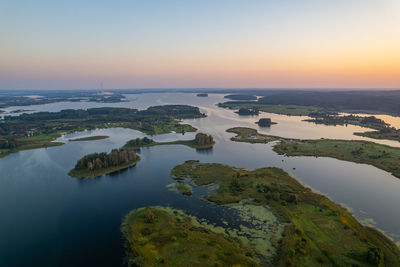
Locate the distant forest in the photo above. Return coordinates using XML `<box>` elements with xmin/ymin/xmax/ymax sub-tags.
<box><xmin>243</xmin><ymin>90</ymin><xmax>400</xmax><ymax>115</ymax></box>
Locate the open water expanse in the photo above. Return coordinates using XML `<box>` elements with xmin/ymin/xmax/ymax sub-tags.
<box><xmin>1</xmin><ymin>93</ymin><xmax>400</xmax><ymax>266</ymax></box>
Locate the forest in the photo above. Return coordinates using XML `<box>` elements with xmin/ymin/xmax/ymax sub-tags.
<box><xmin>74</xmin><ymin>149</ymin><xmax>137</xmax><ymax>172</ymax></box>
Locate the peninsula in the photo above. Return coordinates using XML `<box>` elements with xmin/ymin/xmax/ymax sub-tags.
<box><xmin>169</xmin><ymin>161</ymin><xmax>400</xmax><ymax>266</ymax></box>
<box><xmin>121</xmin><ymin>206</ymin><xmax>259</xmax><ymax>266</ymax></box>
<box><xmin>123</xmin><ymin>133</ymin><xmax>215</xmax><ymax>150</ymax></box>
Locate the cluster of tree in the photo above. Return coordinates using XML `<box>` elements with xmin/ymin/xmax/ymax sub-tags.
<box><xmin>366</xmin><ymin>247</ymin><xmax>384</xmax><ymax>266</ymax></box>
<box><xmin>237</xmin><ymin>108</ymin><xmax>259</xmax><ymax>116</ymax></box>
<box><xmin>124</xmin><ymin>137</ymin><xmax>154</xmax><ymax>148</ymax></box>
<box><xmin>0</xmin><ymin>136</ymin><xmax>19</xmax><ymax>149</ymax></box>
<box><xmin>257</xmin><ymin>118</ymin><xmax>272</xmax><ymax>127</ymax></box>
<box><xmin>74</xmin><ymin>149</ymin><xmax>137</xmax><ymax>171</ymax></box>
<box><xmin>194</xmin><ymin>133</ymin><xmax>214</xmax><ymax>146</ymax></box>
<box><xmin>256</xmin><ymin>183</ymin><xmax>299</xmax><ymax>204</ymax></box>
<box><xmin>224</xmin><ymin>94</ymin><xmax>257</xmax><ymax>101</ymax></box>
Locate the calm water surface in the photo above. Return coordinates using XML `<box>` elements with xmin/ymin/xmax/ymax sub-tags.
<box><xmin>1</xmin><ymin>93</ymin><xmax>400</xmax><ymax>266</ymax></box>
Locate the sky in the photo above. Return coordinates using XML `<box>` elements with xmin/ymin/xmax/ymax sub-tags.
<box><xmin>0</xmin><ymin>0</ymin><xmax>399</xmax><ymax>90</ymax></box>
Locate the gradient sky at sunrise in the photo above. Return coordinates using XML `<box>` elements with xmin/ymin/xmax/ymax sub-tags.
<box><xmin>1</xmin><ymin>0</ymin><xmax>399</xmax><ymax>90</ymax></box>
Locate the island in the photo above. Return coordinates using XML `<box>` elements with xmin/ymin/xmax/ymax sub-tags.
<box><xmin>256</xmin><ymin>118</ymin><xmax>277</xmax><ymax>127</ymax></box>
<box><xmin>0</xmin><ymin>105</ymin><xmax>204</xmax><ymax>159</ymax></box>
<box><xmin>69</xmin><ymin>135</ymin><xmax>109</xmax><ymax>141</ymax></box>
<box><xmin>196</xmin><ymin>93</ymin><xmax>208</xmax><ymax>97</ymax></box>
<box><xmin>224</xmin><ymin>94</ymin><xmax>257</xmax><ymax>101</ymax></box>
<box><xmin>123</xmin><ymin>133</ymin><xmax>215</xmax><ymax>150</ymax></box>
<box><xmin>237</xmin><ymin>108</ymin><xmax>259</xmax><ymax>116</ymax></box>
<box><xmin>226</xmin><ymin>127</ymin><xmax>279</xmax><ymax>143</ymax></box>
<box><xmin>168</xmin><ymin>161</ymin><xmax>400</xmax><ymax>266</ymax></box>
<box><xmin>121</xmin><ymin>206</ymin><xmax>258</xmax><ymax>266</ymax></box>
<box><xmin>227</xmin><ymin>126</ymin><xmax>400</xmax><ymax>178</ymax></box>
<box><xmin>68</xmin><ymin>148</ymin><xmax>140</xmax><ymax>178</ymax></box>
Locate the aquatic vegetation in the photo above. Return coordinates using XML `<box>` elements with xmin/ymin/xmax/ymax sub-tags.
<box><xmin>121</xmin><ymin>206</ymin><xmax>259</xmax><ymax>266</ymax></box>
<box><xmin>170</xmin><ymin>161</ymin><xmax>400</xmax><ymax>266</ymax></box>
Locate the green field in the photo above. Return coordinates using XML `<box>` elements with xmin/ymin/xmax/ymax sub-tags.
<box><xmin>68</xmin><ymin>156</ymin><xmax>141</xmax><ymax>178</ymax></box>
<box><xmin>219</xmin><ymin>102</ymin><xmax>319</xmax><ymax>116</ymax></box>
<box><xmin>69</xmin><ymin>135</ymin><xmax>109</xmax><ymax>141</ymax></box>
<box><xmin>121</xmin><ymin>206</ymin><xmax>259</xmax><ymax>266</ymax></box>
<box><xmin>171</xmin><ymin>161</ymin><xmax>400</xmax><ymax>266</ymax></box>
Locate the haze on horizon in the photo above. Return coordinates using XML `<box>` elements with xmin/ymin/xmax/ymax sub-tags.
<box><xmin>0</xmin><ymin>0</ymin><xmax>399</xmax><ymax>90</ymax></box>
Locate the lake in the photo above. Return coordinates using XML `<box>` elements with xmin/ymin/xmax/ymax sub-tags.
<box><xmin>1</xmin><ymin>93</ymin><xmax>400</xmax><ymax>266</ymax></box>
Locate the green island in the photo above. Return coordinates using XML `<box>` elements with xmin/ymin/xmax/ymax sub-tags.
<box><xmin>169</xmin><ymin>161</ymin><xmax>400</xmax><ymax>266</ymax></box>
<box><xmin>123</xmin><ymin>133</ymin><xmax>215</xmax><ymax>150</ymax></box>
<box><xmin>69</xmin><ymin>135</ymin><xmax>109</xmax><ymax>141</ymax></box>
<box><xmin>68</xmin><ymin>148</ymin><xmax>140</xmax><ymax>178</ymax></box>
<box><xmin>0</xmin><ymin>105</ymin><xmax>204</xmax><ymax>158</ymax></box>
<box><xmin>227</xmin><ymin>127</ymin><xmax>400</xmax><ymax>179</ymax></box>
<box><xmin>121</xmin><ymin>206</ymin><xmax>258</xmax><ymax>266</ymax></box>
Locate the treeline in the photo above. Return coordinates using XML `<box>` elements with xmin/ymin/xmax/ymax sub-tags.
<box><xmin>194</xmin><ymin>133</ymin><xmax>214</xmax><ymax>146</ymax></box>
<box><xmin>74</xmin><ymin>149</ymin><xmax>137</xmax><ymax>171</ymax></box>
<box><xmin>257</xmin><ymin>118</ymin><xmax>272</xmax><ymax>127</ymax></box>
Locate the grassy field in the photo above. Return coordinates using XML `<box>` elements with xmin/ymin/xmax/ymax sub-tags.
<box><xmin>274</xmin><ymin>139</ymin><xmax>400</xmax><ymax>178</ymax></box>
<box><xmin>69</xmin><ymin>135</ymin><xmax>109</xmax><ymax>141</ymax></box>
<box><xmin>171</xmin><ymin>161</ymin><xmax>400</xmax><ymax>266</ymax></box>
<box><xmin>219</xmin><ymin>102</ymin><xmax>319</xmax><ymax>116</ymax></box>
<box><xmin>68</xmin><ymin>156</ymin><xmax>141</xmax><ymax>178</ymax></box>
<box><xmin>121</xmin><ymin>206</ymin><xmax>259</xmax><ymax>266</ymax></box>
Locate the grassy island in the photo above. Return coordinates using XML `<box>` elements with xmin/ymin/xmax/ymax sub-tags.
<box><xmin>0</xmin><ymin>105</ymin><xmax>203</xmax><ymax>159</ymax></box>
<box><xmin>121</xmin><ymin>206</ymin><xmax>258</xmax><ymax>266</ymax></box>
<box><xmin>170</xmin><ymin>161</ymin><xmax>400</xmax><ymax>266</ymax></box>
<box><xmin>123</xmin><ymin>133</ymin><xmax>215</xmax><ymax>150</ymax></box>
<box><xmin>68</xmin><ymin>149</ymin><xmax>140</xmax><ymax>178</ymax></box>
<box><xmin>69</xmin><ymin>135</ymin><xmax>109</xmax><ymax>141</ymax></box>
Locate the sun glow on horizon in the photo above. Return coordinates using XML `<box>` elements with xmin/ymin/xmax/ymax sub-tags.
<box><xmin>0</xmin><ymin>0</ymin><xmax>399</xmax><ymax>89</ymax></box>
